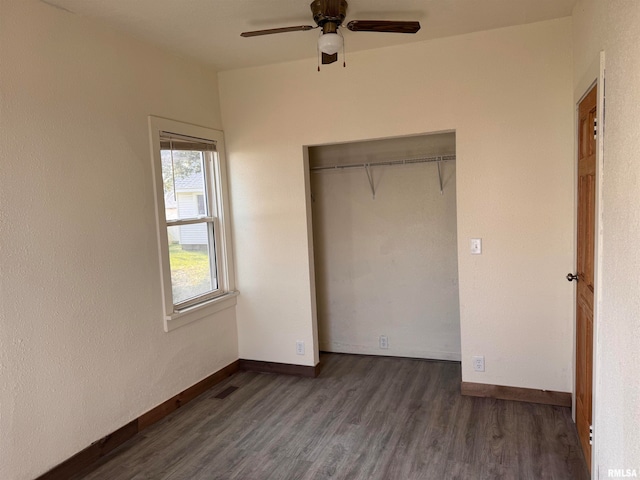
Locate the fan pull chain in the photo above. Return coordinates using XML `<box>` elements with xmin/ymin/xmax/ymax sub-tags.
<box><xmin>340</xmin><ymin>30</ymin><xmax>346</xmax><ymax>67</ymax></box>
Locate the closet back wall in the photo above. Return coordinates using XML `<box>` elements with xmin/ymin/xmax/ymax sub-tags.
<box><xmin>310</xmin><ymin>133</ymin><xmax>460</xmax><ymax>360</ymax></box>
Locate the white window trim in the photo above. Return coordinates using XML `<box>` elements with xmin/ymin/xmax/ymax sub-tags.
<box><xmin>148</xmin><ymin>116</ymin><xmax>237</xmax><ymax>332</ymax></box>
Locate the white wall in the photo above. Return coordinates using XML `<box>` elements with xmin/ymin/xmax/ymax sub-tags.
<box><xmin>0</xmin><ymin>1</ymin><xmax>237</xmax><ymax>479</ymax></box>
<box><xmin>310</xmin><ymin>135</ymin><xmax>460</xmax><ymax>361</ymax></box>
<box><xmin>220</xmin><ymin>18</ymin><xmax>574</xmax><ymax>390</ymax></box>
<box><xmin>572</xmin><ymin>1</ymin><xmax>640</xmax><ymax>475</ymax></box>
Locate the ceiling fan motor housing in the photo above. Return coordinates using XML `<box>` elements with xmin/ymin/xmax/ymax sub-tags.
<box><xmin>311</xmin><ymin>0</ymin><xmax>348</xmax><ymax>32</ymax></box>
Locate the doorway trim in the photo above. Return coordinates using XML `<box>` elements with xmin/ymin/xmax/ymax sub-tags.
<box><xmin>591</xmin><ymin>50</ymin><xmax>606</xmax><ymax>479</ymax></box>
<box><xmin>303</xmin><ymin>130</ymin><xmax>461</xmax><ymax>363</ymax></box>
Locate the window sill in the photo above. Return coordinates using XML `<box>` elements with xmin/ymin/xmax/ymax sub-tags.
<box><xmin>164</xmin><ymin>290</ymin><xmax>239</xmax><ymax>332</ymax></box>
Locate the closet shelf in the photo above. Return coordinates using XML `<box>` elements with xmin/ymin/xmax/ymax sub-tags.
<box><xmin>310</xmin><ymin>154</ymin><xmax>456</xmax><ymax>197</ymax></box>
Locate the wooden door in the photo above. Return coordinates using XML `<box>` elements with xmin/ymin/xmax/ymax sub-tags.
<box><xmin>573</xmin><ymin>85</ymin><xmax>597</xmax><ymax>470</ymax></box>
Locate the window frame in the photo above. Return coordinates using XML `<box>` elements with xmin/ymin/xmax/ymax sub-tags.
<box><xmin>165</xmin><ymin>148</ymin><xmax>219</xmax><ymax>310</ymax></box>
<box><xmin>148</xmin><ymin>116</ymin><xmax>237</xmax><ymax>332</ymax></box>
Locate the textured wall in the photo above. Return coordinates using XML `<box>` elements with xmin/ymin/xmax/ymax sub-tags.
<box><xmin>573</xmin><ymin>0</ymin><xmax>640</xmax><ymax>475</ymax></box>
<box><xmin>220</xmin><ymin>18</ymin><xmax>574</xmax><ymax>390</ymax></box>
<box><xmin>0</xmin><ymin>1</ymin><xmax>237</xmax><ymax>478</ymax></box>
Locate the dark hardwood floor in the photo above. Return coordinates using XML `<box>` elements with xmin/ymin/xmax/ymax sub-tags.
<box><xmin>75</xmin><ymin>353</ymin><xmax>588</xmax><ymax>480</ymax></box>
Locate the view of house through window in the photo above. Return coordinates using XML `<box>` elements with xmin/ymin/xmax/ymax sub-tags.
<box><xmin>160</xmin><ymin>133</ymin><xmax>219</xmax><ymax>306</ymax></box>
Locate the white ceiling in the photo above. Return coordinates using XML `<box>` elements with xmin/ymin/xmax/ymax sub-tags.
<box><xmin>42</xmin><ymin>0</ymin><xmax>577</xmax><ymax>71</ymax></box>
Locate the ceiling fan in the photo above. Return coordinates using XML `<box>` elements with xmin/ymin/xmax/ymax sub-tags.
<box><xmin>241</xmin><ymin>0</ymin><xmax>421</xmax><ymax>66</ymax></box>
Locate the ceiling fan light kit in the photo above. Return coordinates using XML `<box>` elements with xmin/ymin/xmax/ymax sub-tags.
<box><xmin>318</xmin><ymin>33</ymin><xmax>343</xmax><ymax>55</ymax></box>
<box><xmin>240</xmin><ymin>0</ymin><xmax>420</xmax><ymax>69</ymax></box>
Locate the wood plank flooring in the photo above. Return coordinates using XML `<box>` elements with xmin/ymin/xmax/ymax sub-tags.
<box><xmin>74</xmin><ymin>353</ymin><xmax>588</xmax><ymax>480</ymax></box>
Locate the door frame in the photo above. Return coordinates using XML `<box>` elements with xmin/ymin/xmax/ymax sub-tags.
<box><xmin>573</xmin><ymin>50</ymin><xmax>605</xmax><ymax>477</ymax></box>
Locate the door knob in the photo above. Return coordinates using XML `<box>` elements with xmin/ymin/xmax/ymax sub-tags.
<box><xmin>566</xmin><ymin>273</ymin><xmax>579</xmax><ymax>282</ymax></box>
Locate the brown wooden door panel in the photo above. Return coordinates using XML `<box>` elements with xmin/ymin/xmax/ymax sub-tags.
<box><xmin>577</xmin><ymin>173</ymin><xmax>596</xmax><ymax>289</ymax></box>
<box><xmin>575</xmin><ymin>85</ymin><xmax>596</xmax><ymax>471</ymax></box>
<box><xmin>576</xmin><ymin>300</ymin><xmax>593</xmax><ymax>462</ymax></box>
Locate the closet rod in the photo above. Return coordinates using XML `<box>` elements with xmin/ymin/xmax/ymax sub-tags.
<box><xmin>309</xmin><ymin>154</ymin><xmax>456</xmax><ymax>172</ymax></box>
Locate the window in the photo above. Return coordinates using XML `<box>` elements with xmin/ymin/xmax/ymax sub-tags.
<box><xmin>149</xmin><ymin>117</ymin><xmax>237</xmax><ymax>331</ymax></box>
<box><xmin>196</xmin><ymin>195</ymin><xmax>206</xmax><ymax>216</ymax></box>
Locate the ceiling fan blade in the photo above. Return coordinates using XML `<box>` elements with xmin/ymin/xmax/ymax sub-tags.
<box><xmin>322</xmin><ymin>52</ymin><xmax>338</xmax><ymax>65</ymax></box>
<box><xmin>346</xmin><ymin>20</ymin><xmax>421</xmax><ymax>34</ymax></box>
<box><xmin>241</xmin><ymin>25</ymin><xmax>315</xmax><ymax>37</ymax></box>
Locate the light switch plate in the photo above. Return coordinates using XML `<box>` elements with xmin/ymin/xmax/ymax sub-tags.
<box><xmin>471</xmin><ymin>238</ymin><xmax>482</xmax><ymax>255</ymax></box>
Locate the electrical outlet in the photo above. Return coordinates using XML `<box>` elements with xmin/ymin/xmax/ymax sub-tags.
<box><xmin>472</xmin><ymin>355</ymin><xmax>485</xmax><ymax>372</ymax></box>
<box><xmin>296</xmin><ymin>340</ymin><xmax>305</xmax><ymax>355</ymax></box>
<box><xmin>379</xmin><ymin>335</ymin><xmax>389</xmax><ymax>349</ymax></box>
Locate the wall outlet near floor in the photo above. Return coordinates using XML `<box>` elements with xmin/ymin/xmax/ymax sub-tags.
<box><xmin>295</xmin><ymin>340</ymin><xmax>305</xmax><ymax>355</ymax></box>
<box><xmin>379</xmin><ymin>335</ymin><xmax>389</xmax><ymax>349</ymax></box>
<box><xmin>472</xmin><ymin>355</ymin><xmax>485</xmax><ymax>372</ymax></box>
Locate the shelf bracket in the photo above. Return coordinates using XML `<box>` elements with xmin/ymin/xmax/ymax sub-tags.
<box><xmin>364</xmin><ymin>163</ymin><xmax>376</xmax><ymax>199</ymax></box>
<box><xmin>437</xmin><ymin>159</ymin><xmax>443</xmax><ymax>195</ymax></box>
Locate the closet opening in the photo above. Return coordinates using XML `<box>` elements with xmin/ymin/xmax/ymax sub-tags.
<box><xmin>306</xmin><ymin>131</ymin><xmax>460</xmax><ymax>361</ymax></box>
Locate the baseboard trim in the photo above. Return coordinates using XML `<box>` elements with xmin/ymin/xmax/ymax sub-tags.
<box><xmin>36</xmin><ymin>419</ymin><xmax>140</xmax><ymax>480</ymax></box>
<box><xmin>320</xmin><ymin>350</ymin><xmax>461</xmax><ymax>364</ymax></box>
<box><xmin>461</xmin><ymin>381</ymin><xmax>571</xmax><ymax>408</ymax></box>
<box><xmin>319</xmin><ymin>342</ymin><xmax>462</xmax><ymax>362</ymax></box>
<box><xmin>138</xmin><ymin>360</ymin><xmax>240</xmax><ymax>430</ymax></box>
<box><xmin>36</xmin><ymin>360</ymin><xmax>240</xmax><ymax>480</ymax></box>
<box><xmin>239</xmin><ymin>359</ymin><xmax>321</xmax><ymax>378</ymax></box>
<box><xmin>36</xmin><ymin>357</ymin><xmax>321</xmax><ymax>479</ymax></box>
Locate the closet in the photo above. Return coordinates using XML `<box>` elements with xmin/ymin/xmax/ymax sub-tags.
<box><xmin>308</xmin><ymin>132</ymin><xmax>461</xmax><ymax>361</ymax></box>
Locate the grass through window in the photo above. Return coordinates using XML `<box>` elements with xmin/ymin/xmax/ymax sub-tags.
<box><xmin>168</xmin><ymin>243</ymin><xmax>213</xmax><ymax>304</ymax></box>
